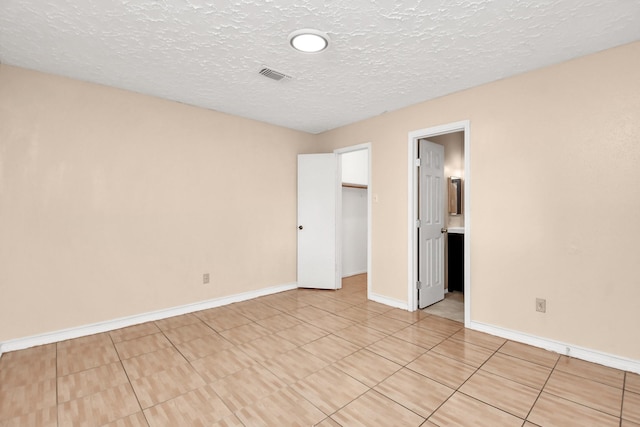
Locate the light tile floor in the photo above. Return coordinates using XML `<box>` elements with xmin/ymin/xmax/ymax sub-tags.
<box><xmin>0</xmin><ymin>274</ymin><xmax>638</xmax><ymax>426</ymax></box>
<box><xmin>422</xmin><ymin>291</ymin><xmax>464</xmax><ymax>323</ymax></box>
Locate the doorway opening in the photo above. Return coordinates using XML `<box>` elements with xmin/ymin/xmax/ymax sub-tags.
<box><xmin>408</xmin><ymin>121</ymin><xmax>470</xmax><ymax>326</ymax></box>
<box><xmin>336</xmin><ymin>144</ymin><xmax>372</xmax><ymax>298</ymax></box>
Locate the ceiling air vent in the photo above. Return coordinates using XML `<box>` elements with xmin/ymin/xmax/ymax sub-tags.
<box><xmin>259</xmin><ymin>66</ymin><xmax>292</xmax><ymax>82</ymax></box>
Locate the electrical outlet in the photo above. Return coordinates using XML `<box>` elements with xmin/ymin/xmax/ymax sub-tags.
<box><xmin>203</xmin><ymin>273</ymin><xmax>210</xmax><ymax>284</ymax></box>
<box><xmin>536</xmin><ymin>298</ymin><xmax>546</xmax><ymax>313</ymax></box>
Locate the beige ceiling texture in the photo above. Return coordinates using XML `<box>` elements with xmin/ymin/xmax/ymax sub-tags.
<box><xmin>1</xmin><ymin>1</ymin><xmax>639</xmax><ymax>134</ymax></box>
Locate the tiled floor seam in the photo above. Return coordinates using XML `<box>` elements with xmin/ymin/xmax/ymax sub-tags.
<box><xmin>132</xmin><ymin>331</ymin><xmax>235</xmax><ymax>426</ymax></box>
<box><xmin>471</xmin><ymin>340</ymin><xmax>548</xmax><ymax>390</ymax></box>
<box><xmin>367</xmin><ymin>388</ymin><xmax>428</xmax><ymax>424</ymax></box>
<box><xmin>309</xmin><ymin>384</ymin><xmax>369</xmax><ymax>420</ymax></box>
<box><xmin>112</xmin><ymin>331</ymin><xmax>149</xmax><ymax>427</ymax></box>
<box><xmin>541</xmin><ymin>388</ymin><xmax>624</xmax><ymax>420</ymax></box>
<box><xmin>372</xmin><ymin>383</ymin><xmax>437</xmax><ymax>423</ymax></box>
<box><xmin>55</xmin><ymin>341</ymin><xmax>60</xmax><ymax>427</ymax></box>
<box><xmin>523</xmin><ymin>351</ymin><xmax>559</xmax><ymax>423</ymax></box>
<box><xmin>423</xmin><ymin>340</ymin><xmax>508</xmax><ymax>424</ymax></box>
<box><xmin>322</xmin><ymin>387</ymin><xmax>428</xmax><ymax>426</ymax></box>
<box><xmin>456</xmin><ymin>390</ymin><xmax>527</xmax><ymax>423</ymax></box>
<box><xmin>364</xmin><ymin>342</ymin><xmax>426</xmax><ymax>368</ymax></box>
<box><xmin>555</xmin><ymin>364</ymin><xmax>627</xmax><ymax>390</ymax></box>
<box><xmin>153</xmin><ymin>317</ymin><xmax>355</xmax><ymax>424</ymax></box>
<box><xmin>233</xmin><ymin>315</ymin><xmax>380</xmax><ymax>424</ymax></box>
<box><xmin>621</xmin><ymin>373</ymin><xmax>628</xmax><ymax>425</ymax></box>
<box><xmin>129</xmin><ymin>326</ymin><xmax>185</xmax><ymax>422</ymax></box>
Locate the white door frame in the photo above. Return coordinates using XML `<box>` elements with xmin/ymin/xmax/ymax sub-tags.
<box><xmin>407</xmin><ymin>121</ymin><xmax>471</xmax><ymax>326</ymax></box>
<box><xmin>335</xmin><ymin>143</ymin><xmax>372</xmax><ymax>299</ymax></box>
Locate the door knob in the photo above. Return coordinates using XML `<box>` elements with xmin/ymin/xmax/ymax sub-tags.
<box><xmin>441</xmin><ymin>228</ymin><xmax>448</xmax><ymax>233</ymax></box>
<box><xmin>298</xmin><ymin>225</ymin><xmax>303</xmax><ymax>230</ymax></box>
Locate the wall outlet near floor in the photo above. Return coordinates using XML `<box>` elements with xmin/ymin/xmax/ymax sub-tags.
<box><xmin>536</xmin><ymin>298</ymin><xmax>546</xmax><ymax>313</ymax></box>
<box><xmin>203</xmin><ymin>273</ymin><xmax>210</xmax><ymax>284</ymax></box>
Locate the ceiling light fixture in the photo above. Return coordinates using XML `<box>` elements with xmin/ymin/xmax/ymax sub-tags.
<box><xmin>288</xmin><ymin>29</ymin><xmax>330</xmax><ymax>53</ymax></box>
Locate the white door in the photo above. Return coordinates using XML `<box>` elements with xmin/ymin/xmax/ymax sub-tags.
<box><xmin>297</xmin><ymin>154</ymin><xmax>339</xmax><ymax>289</ymax></box>
<box><xmin>418</xmin><ymin>140</ymin><xmax>445</xmax><ymax>308</ymax></box>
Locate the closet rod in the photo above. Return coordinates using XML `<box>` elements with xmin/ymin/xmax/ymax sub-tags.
<box><xmin>342</xmin><ymin>183</ymin><xmax>367</xmax><ymax>189</ymax></box>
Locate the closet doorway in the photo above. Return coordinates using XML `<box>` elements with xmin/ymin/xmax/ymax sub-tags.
<box><xmin>336</xmin><ymin>144</ymin><xmax>371</xmax><ymax>297</ymax></box>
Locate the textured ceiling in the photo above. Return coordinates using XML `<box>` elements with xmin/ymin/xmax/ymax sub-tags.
<box><xmin>1</xmin><ymin>1</ymin><xmax>639</xmax><ymax>134</ymax></box>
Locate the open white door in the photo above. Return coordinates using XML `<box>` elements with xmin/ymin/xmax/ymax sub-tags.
<box><xmin>418</xmin><ymin>140</ymin><xmax>445</xmax><ymax>308</ymax></box>
<box><xmin>297</xmin><ymin>154</ymin><xmax>339</xmax><ymax>289</ymax></box>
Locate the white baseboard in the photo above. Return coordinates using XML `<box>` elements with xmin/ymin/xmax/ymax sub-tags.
<box><xmin>342</xmin><ymin>270</ymin><xmax>367</xmax><ymax>279</ymax></box>
<box><xmin>368</xmin><ymin>292</ymin><xmax>409</xmax><ymax>310</ymax></box>
<box><xmin>468</xmin><ymin>320</ymin><xmax>640</xmax><ymax>375</ymax></box>
<box><xmin>0</xmin><ymin>282</ymin><xmax>298</xmax><ymax>356</ymax></box>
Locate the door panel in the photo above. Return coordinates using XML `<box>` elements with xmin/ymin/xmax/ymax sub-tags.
<box><xmin>418</xmin><ymin>140</ymin><xmax>445</xmax><ymax>308</ymax></box>
<box><xmin>297</xmin><ymin>153</ymin><xmax>339</xmax><ymax>289</ymax></box>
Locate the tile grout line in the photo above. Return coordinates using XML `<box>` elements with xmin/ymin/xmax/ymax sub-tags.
<box><xmin>110</xmin><ymin>329</ymin><xmax>151</xmax><ymax>427</ymax></box>
<box><xmin>523</xmin><ymin>352</ymin><xmax>559</xmax><ymax>423</ymax></box>
<box><xmin>423</xmin><ymin>338</ymin><xmax>509</xmax><ymax>425</ymax></box>
<box><xmin>540</xmin><ymin>368</ymin><xmax>626</xmax><ymax>421</ymax></box>
<box><xmin>55</xmin><ymin>341</ymin><xmax>59</xmax><ymax>427</ymax></box>
<box><xmin>238</xmin><ymin>296</ymin><xmax>397</xmax><ymax>426</ymax></box>
<box><xmin>153</xmin><ymin>300</ymin><xmax>357</xmax><ymax>424</ymax></box>
<box><xmin>318</xmin><ymin>316</ymin><xmax>467</xmax><ymax>425</ymax></box>
<box><xmin>152</xmin><ymin>318</ymin><xmax>231</xmax><ymax>420</ymax></box>
<box><xmin>230</xmin><ymin>301</ymin><xmax>359</xmax><ymax>425</ymax></box>
<box><xmin>619</xmin><ymin>373</ymin><xmax>626</xmax><ymax>427</ymax></box>
<box><xmin>524</xmin><ymin>354</ymin><xmax>625</xmax><ymax>423</ymax></box>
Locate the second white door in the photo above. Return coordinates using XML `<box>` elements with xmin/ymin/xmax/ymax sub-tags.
<box><xmin>297</xmin><ymin>153</ymin><xmax>339</xmax><ymax>290</ymax></box>
<box><xmin>418</xmin><ymin>139</ymin><xmax>445</xmax><ymax>308</ymax></box>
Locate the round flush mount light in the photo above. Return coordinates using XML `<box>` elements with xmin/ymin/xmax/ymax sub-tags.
<box><xmin>288</xmin><ymin>29</ymin><xmax>330</xmax><ymax>53</ymax></box>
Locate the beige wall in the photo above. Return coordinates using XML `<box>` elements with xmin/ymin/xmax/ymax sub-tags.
<box><xmin>316</xmin><ymin>41</ymin><xmax>640</xmax><ymax>360</ymax></box>
<box><xmin>2</xmin><ymin>41</ymin><xmax>639</xmax><ymax>361</ymax></box>
<box><xmin>0</xmin><ymin>65</ymin><xmax>316</xmax><ymax>342</ymax></box>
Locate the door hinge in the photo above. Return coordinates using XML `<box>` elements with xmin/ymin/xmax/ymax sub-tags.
<box><xmin>416</xmin><ymin>219</ymin><xmax>421</xmax><ymax>228</ymax></box>
<box><xmin>416</xmin><ymin>281</ymin><xmax>422</xmax><ymax>290</ymax></box>
<box><xmin>415</xmin><ymin>158</ymin><xmax>421</xmax><ymax>167</ymax></box>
